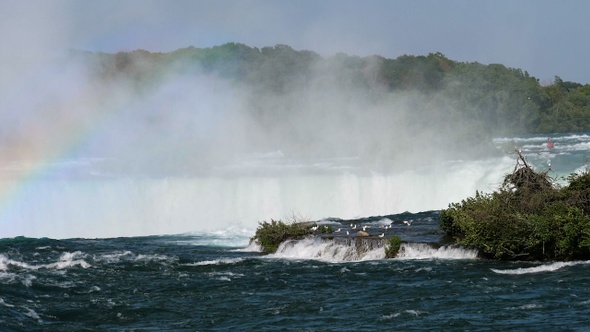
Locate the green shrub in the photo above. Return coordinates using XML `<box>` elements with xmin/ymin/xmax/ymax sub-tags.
<box><xmin>385</xmin><ymin>235</ymin><xmax>402</xmax><ymax>258</ymax></box>
<box><xmin>319</xmin><ymin>225</ymin><xmax>333</xmax><ymax>234</ymax></box>
<box><xmin>441</xmin><ymin>153</ymin><xmax>590</xmax><ymax>260</ymax></box>
<box><xmin>251</xmin><ymin>219</ymin><xmax>313</xmax><ymax>253</ymax></box>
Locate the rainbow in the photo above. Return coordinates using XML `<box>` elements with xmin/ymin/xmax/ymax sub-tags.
<box><xmin>0</xmin><ymin>63</ymin><xmax>133</xmax><ymax>237</ymax></box>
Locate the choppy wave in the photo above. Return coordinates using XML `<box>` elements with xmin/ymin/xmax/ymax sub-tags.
<box><xmin>185</xmin><ymin>258</ymin><xmax>245</xmax><ymax>266</ymax></box>
<box><xmin>2</xmin><ymin>232</ymin><xmax>590</xmax><ymax>330</ymax></box>
<box><xmin>0</xmin><ymin>252</ymin><xmax>90</xmax><ymax>271</ymax></box>
<box><xmin>491</xmin><ymin>261</ymin><xmax>590</xmax><ymax>275</ymax></box>
<box><xmin>94</xmin><ymin>251</ymin><xmax>176</xmax><ymax>265</ymax></box>
<box><xmin>95</xmin><ymin>250</ymin><xmax>134</xmax><ymax>263</ymax></box>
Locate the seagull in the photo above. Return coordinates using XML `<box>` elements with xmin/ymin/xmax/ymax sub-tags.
<box><xmin>311</xmin><ymin>225</ymin><xmax>318</xmax><ymax>231</ymax></box>
<box><xmin>378</xmin><ymin>233</ymin><xmax>385</xmax><ymax>238</ymax></box>
<box><xmin>351</xmin><ymin>224</ymin><xmax>357</xmax><ymax>230</ymax></box>
<box><xmin>335</xmin><ymin>228</ymin><xmax>341</xmax><ymax>233</ymax></box>
<box><xmin>403</xmin><ymin>220</ymin><xmax>412</xmax><ymax>226</ymax></box>
<box><xmin>346</xmin><ymin>231</ymin><xmax>350</xmax><ymax>236</ymax></box>
<box><xmin>362</xmin><ymin>225</ymin><xmax>369</xmax><ymax>231</ymax></box>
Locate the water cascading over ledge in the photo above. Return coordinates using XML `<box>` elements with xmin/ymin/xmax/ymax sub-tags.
<box><xmin>269</xmin><ymin>235</ymin><xmax>478</xmax><ymax>262</ymax></box>
<box><xmin>271</xmin><ymin>236</ymin><xmax>388</xmax><ymax>262</ymax></box>
<box><xmin>0</xmin><ymin>154</ymin><xmax>512</xmax><ymax>239</ymax></box>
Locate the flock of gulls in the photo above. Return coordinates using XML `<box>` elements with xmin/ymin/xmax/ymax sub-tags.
<box><xmin>311</xmin><ymin>219</ymin><xmax>415</xmax><ymax>238</ymax></box>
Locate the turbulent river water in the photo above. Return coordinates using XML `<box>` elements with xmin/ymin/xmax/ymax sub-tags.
<box><xmin>2</xmin><ymin>222</ymin><xmax>590</xmax><ymax>331</ymax></box>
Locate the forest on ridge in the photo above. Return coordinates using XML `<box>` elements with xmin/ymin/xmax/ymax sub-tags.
<box><xmin>73</xmin><ymin>43</ymin><xmax>590</xmax><ymax>165</ymax></box>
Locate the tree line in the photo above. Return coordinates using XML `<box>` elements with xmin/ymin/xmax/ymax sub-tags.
<box><xmin>78</xmin><ymin>42</ymin><xmax>590</xmax><ymax>139</ymax></box>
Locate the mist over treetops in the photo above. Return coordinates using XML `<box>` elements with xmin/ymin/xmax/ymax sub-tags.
<box><xmin>80</xmin><ymin>42</ymin><xmax>590</xmax><ymax>132</ymax></box>
<box><xmin>64</xmin><ymin>42</ymin><xmax>590</xmax><ymax>172</ymax></box>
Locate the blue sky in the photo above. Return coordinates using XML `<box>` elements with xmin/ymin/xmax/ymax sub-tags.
<box><xmin>2</xmin><ymin>0</ymin><xmax>590</xmax><ymax>84</ymax></box>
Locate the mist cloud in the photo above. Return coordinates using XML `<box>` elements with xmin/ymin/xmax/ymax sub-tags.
<box><xmin>1</xmin><ymin>43</ymin><xmax>489</xmax><ymax>179</ymax></box>
<box><xmin>0</xmin><ymin>1</ymin><xmax>524</xmax><ymax>180</ymax></box>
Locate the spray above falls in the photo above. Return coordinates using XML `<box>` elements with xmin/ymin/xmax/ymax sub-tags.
<box><xmin>0</xmin><ymin>45</ymin><xmax>561</xmax><ymax>239</ymax></box>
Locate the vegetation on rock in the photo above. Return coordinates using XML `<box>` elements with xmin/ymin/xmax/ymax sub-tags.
<box><xmin>384</xmin><ymin>235</ymin><xmax>402</xmax><ymax>258</ymax></box>
<box><xmin>251</xmin><ymin>219</ymin><xmax>315</xmax><ymax>254</ymax></box>
<box><xmin>440</xmin><ymin>151</ymin><xmax>590</xmax><ymax>261</ymax></box>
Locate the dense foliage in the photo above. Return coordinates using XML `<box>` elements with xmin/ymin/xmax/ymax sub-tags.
<box><xmin>440</xmin><ymin>152</ymin><xmax>590</xmax><ymax>261</ymax></box>
<box><xmin>384</xmin><ymin>235</ymin><xmax>402</xmax><ymax>258</ymax></box>
<box><xmin>251</xmin><ymin>219</ymin><xmax>314</xmax><ymax>253</ymax></box>
<box><xmin>77</xmin><ymin>43</ymin><xmax>590</xmax><ymax>137</ymax></box>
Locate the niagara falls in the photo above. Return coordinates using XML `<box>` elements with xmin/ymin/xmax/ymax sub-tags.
<box><xmin>2</xmin><ymin>1</ymin><xmax>590</xmax><ymax>330</ymax></box>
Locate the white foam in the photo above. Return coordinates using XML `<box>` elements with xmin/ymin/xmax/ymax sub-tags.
<box><xmin>379</xmin><ymin>312</ymin><xmax>401</xmax><ymax>320</ymax></box>
<box><xmin>186</xmin><ymin>257</ymin><xmax>244</xmax><ymax>266</ymax></box>
<box><xmin>94</xmin><ymin>251</ymin><xmax>176</xmax><ymax>265</ymax></box>
<box><xmin>45</xmin><ymin>252</ymin><xmax>91</xmax><ymax>270</ymax></box>
<box><xmin>208</xmin><ymin>271</ymin><xmax>244</xmax><ymax>281</ymax></box>
<box><xmin>269</xmin><ymin>237</ymin><xmax>385</xmax><ymax>262</ymax></box>
<box><xmin>396</xmin><ymin>243</ymin><xmax>478</xmax><ymax>260</ymax></box>
<box><xmin>22</xmin><ymin>274</ymin><xmax>36</xmax><ymax>287</ymax></box>
<box><xmin>491</xmin><ymin>261</ymin><xmax>590</xmax><ymax>275</ymax></box>
<box><xmin>0</xmin><ymin>297</ymin><xmax>14</xmax><ymax>307</ymax></box>
<box><xmin>0</xmin><ymin>254</ymin><xmax>34</xmax><ymax>270</ymax></box>
<box><xmin>0</xmin><ymin>252</ymin><xmax>90</xmax><ymax>271</ymax></box>
<box><xmin>96</xmin><ymin>251</ymin><xmax>134</xmax><ymax>263</ymax></box>
<box><xmin>233</xmin><ymin>241</ymin><xmax>262</xmax><ymax>252</ymax></box>
<box><xmin>0</xmin><ymin>272</ymin><xmax>17</xmax><ymax>284</ymax></box>
<box><xmin>135</xmin><ymin>253</ymin><xmax>177</xmax><ymax>265</ymax></box>
<box><xmin>507</xmin><ymin>303</ymin><xmax>544</xmax><ymax>310</ymax></box>
<box><xmin>24</xmin><ymin>307</ymin><xmax>42</xmax><ymax>323</ymax></box>
<box><xmin>377</xmin><ymin>218</ymin><xmax>393</xmax><ymax>225</ymax></box>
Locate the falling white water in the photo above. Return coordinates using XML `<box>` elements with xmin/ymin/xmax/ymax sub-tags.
<box><xmin>270</xmin><ymin>238</ymin><xmax>386</xmax><ymax>262</ymax></box>
<box><xmin>396</xmin><ymin>243</ymin><xmax>478</xmax><ymax>260</ymax></box>
<box><xmin>0</xmin><ymin>155</ymin><xmax>512</xmax><ymax>239</ymax></box>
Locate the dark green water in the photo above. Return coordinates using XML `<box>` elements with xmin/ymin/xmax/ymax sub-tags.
<box><xmin>2</xmin><ymin>213</ymin><xmax>590</xmax><ymax>331</ymax></box>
